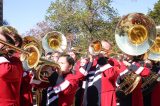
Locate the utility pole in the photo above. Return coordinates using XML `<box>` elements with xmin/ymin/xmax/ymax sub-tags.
<box><xmin>0</xmin><ymin>0</ymin><xmax>3</xmax><ymax>26</ymax></box>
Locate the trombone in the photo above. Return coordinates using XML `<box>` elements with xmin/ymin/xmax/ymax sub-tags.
<box><xmin>0</xmin><ymin>36</ymin><xmax>59</xmax><ymax>69</ymax></box>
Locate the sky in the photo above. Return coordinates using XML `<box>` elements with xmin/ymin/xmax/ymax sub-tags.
<box><xmin>4</xmin><ymin>0</ymin><xmax>158</xmax><ymax>34</ymax></box>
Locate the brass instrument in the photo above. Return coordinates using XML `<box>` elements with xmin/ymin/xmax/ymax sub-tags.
<box><xmin>115</xmin><ymin>13</ymin><xmax>156</xmax><ymax>56</ymax></box>
<box><xmin>42</xmin><ymin>31</ymin><xmax>67</xmax><ymax>53</ymax></box>
<box><xmin>148</xmin><ymin>26</ymin><xmax>160</xmax><ymax>61</ymax></box>
<box><xmin>141</xmin><ymin>72</ymin><xmax>159</xmax><ymax>91</ymax></box>
<box><xmin>0</xmin><ymin>38</ymin><xmax>29</xmax><ymax>54</ymax></box>
<box><xmin>20</xmin><ymin>36</ymin><xmax>43</xmax><ymax>69</ymax></box>
<box><xmin>0</xmin><ymin>26</ymin><xmax>42</xmax><ymax>69</ymax></box>
<box><xmin>35</xmin><ymin>62</ymin><xmax>61</xmax><ymax>83</ymax></box>
<box><xmin>115</xmin><ymin>13</ymin><xmax>156</xmax><ymax>95</ymax></box>
<box><xmin>0</xmin><ymin>35</ymin><xmax>55</xmax><ymax>70</ymax></box>
<box><xmin>116</xmin><ymin>71</ymin><xmax>141</xmax><ymax>95</ymax></box>
<box><xmin>75</xmin><ymin>39</ymin><xmax>111</xmax><ymax>56</ymax></box>
<box><xmin>88</xmin><ymin>40</ymin><xmax>106</xmax><ymax>55</ymax></box>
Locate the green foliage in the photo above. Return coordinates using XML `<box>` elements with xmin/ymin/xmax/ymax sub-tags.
<box><xmin>148</xmin><ymin>0</ymin><xmax>160</xmax><ymax>25</ymax></box>
<box><xmin>46</xmin><ymin>0</ymin><xmax>119</xmax><ymax>51</ymax></box>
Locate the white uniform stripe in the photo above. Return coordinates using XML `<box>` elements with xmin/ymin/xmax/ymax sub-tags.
<box><xmin>47</xmin><ymin>95</ymin><xmax>59</xmax><ymax>106</ymax></box>
<box><xmin>0</xmin><ymin>57</ymin><xmax>10</xmax><ymax>63</ymax></box>
<box><xmin>79</xmin><ymin>67</ymin><xmax>88</xmax><ymax>76</ymax></box>
<box><xmin>120</xmin><ymin>69</ymin><xmax>129</xmax><ymax>76</ymax></box>
<box><xmin>53</xmin><ymin>80</ymin><xmax>70</xmax><ymax>93</ymax></box>
<box><xmin>86</xmin><ymin>64</ymin><xmax>112</xmax><ymax>87</ymax></box>
<box><xmin>135</xmin><ymin>67</ymin><xmax>144</xmax><ymax>74</ymax></box>
<box><xmin>95</xmin><ymin>64</ymin><xmax>112</xmax><ymax>74</ymax></box>
<box><xmin>88</xmin><ymin>74</ymin><xmax>102</xmax><ymax>86</ymax></box>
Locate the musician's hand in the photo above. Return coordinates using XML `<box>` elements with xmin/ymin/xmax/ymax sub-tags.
<box><xmin>158</xmin><ymin>70</ymin><xmax>160</xmax><ymax>75</ymax></box>
<box><xmin>46</xmin><ymin>67</ymin><xmax>54</xmax><ymax>77</ymax></box>
<box><xmin>123</xmin><ymin>61</ymin><xmax>131</xmax><ymax>66</ymax></box>
<box><xmin>88</xmin><ymin>54</ymin><xmax>93</xmax><ymax>62</ymax></box>
<box><xmin>157</xmin><ymin>70</ymin><xmax>160</xmax><ymax>82</ymax></box>
<box><xmin>30</xmin><ymin>75</ymin><xmax>41</xmax><ymax>85</ymax></box>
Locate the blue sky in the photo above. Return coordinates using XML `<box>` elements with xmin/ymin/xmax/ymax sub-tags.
<box><xmin>4</xmin><ymin>0</ymin><xmax>158</xmax><ymax>34</ymax></box>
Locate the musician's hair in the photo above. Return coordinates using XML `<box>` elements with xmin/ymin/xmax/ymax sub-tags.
<box><xmin>60</xmin><ymin>54</ymin><xmax>75</xmax><ymax>66</ymax></box>
<box><xmin>14</xmin><ymin>34</ymin><xmax>23</xmax><ymax>47</ymax></box>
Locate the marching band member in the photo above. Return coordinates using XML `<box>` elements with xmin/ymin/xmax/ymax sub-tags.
<box><xmin>77</xmin><ymin>53</ymin><xmax>119</xmax><ymax>106</ymax></box>
<box><xmin>47</xmin><ymin>54</ymin><xmax>79</xmax><ymax>106</ymax></box>
<box><xmin>68</xmin><ymin>47</ymin><xmax>80</xmax><ymax>62</ymax></box>
<box><xmin>73</xmin><ymin>40</ymin><xmax>119</xmax><ymax>106</ymax></box>
<box><xmin>150</xmin><ymin>61</ymin><xmax>160</xmax><ymax>106</ymax></box>
<box><xmin>101</xmin><ymin>40</ymin><xmax>121</xmax><ymax>68</ymax></box>
<box><xmin>142</xmin><ymin>60</ymin><xmax>160</xmax><ymax>106</ymax></box>
<box><xmin>67</xmin><ymin>49</ymin><xmax>83</xmax><ymax>106</ymax></box>
<box><xmin>117</xmin><ymin>54</ymin><xmax>150</xmax><ymax>106</ymax></box>
<box><xmin>50</xmin><ymin>51</ymin><xmax>61</xmax><ymax>62</ymax></box>
<box><xmin>0</xmin><ymin>26</ymin><xmax>24</xmax><ymax>106</ymax></box>
<box><xmin>32</xmin><ymin>54</ymin><xmax>79</xmax><ymax>106</ymax></box>
<box><xmin>68</xmin><ymin>48</ymin><xmax>81</xmax><ymax>74</ymax></box>
<box><xmin>45</xmin><ymin>52</ymin><xmax>53</xmax><ymax>60</ymax></box>
<box><xmin>74</xmin><ymin>56</ymin><xmax>90</xmax><ymax>106</ymax></box>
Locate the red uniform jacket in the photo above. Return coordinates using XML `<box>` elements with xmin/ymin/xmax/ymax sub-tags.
<box><xmin>0</xmin><ymin>56</ymin><xmax>23</xmax><ymax>106</ymax></box>
<box><xmin>77</xmin><ymin>62</ymin><xmax>119</xmax><ymax>106</ymax></box>
<box><xmin>20</xmin><ymin>71</ymin><xmax>33</xmax><ymax>106</ymax></box>
<box><xmin>57</xmin><ymin>74</ymin><xmax>79</xmax><ymax>106</ymax></box>
<box><xmin>101</xmin><ymin>65</ymin><xmax>119</xmax><ymax>106</ymax></box>
<box><xmin>46</xmin><ymin>73</ymin><xmax>79</xmax><ymax>106</ymax></box>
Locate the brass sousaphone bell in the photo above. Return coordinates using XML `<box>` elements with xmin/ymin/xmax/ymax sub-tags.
<box><xmin>74</xmin><ymin>40</ymin><xmax>103</xmax><ymax>56</ymax></box>
<box><xmin>115</xmin><ymin>13</ymin><xmax>157</xmax><ymax>95</ymax></box>
<box><xmin>35</xmin><ymin>62</ymin><xmax>61</xmax><ymax>83</ymax></box>
<box><xmin>20</xmin><ymin>36</ymin><xmax>43</xmax><ymax>69</ymax></box>
<box><xmin>42</xmin><ymin>31</ymin><xmax>67</xmax><ymax>53</ymax></box>
<box><xmin>115</xmin><ymin>13</ymin><xmax>156</xmax><ymax>56</ymax></box>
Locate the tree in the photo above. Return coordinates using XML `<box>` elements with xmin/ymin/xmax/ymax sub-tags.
<box><xmin>24</xmin><ymin>21</ymin><xmax>54</xmax><ymax>39</ymax></box>
<box><xmin>46</xmin><ymin>0</ymin><xmax>119</xmax><ymax>50</ymax></box>
<box><xmin>148</xmin><ymin>0</ymin><xmax>160</xmax><ymax>25</ymax></box>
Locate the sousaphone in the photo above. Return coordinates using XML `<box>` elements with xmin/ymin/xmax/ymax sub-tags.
<box><xmin>115</xmin><ymin>13</ymin><xmax>156</xmax><ymax>56</ymax></box>
<box><xmin>115</xmin><ymin>13</ymin><xmax>157</xmax><ymax>95</ymax></box>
